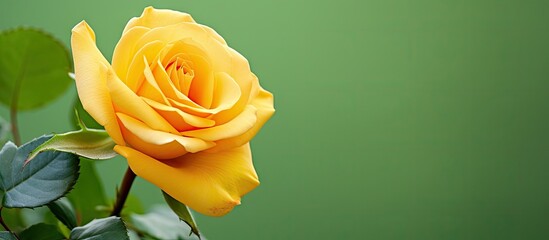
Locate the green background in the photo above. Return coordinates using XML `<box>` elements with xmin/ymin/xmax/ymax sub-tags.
<box><xmin>2</xmin><ymin>0</ymin><xmax>549</xmax><ymax>239</ymax></box>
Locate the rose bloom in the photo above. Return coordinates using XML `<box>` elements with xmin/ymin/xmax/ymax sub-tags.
<box><xmin>71</xmin><ymin>7</ymin><xmax>274</xmax><ymax>216</ymax></box>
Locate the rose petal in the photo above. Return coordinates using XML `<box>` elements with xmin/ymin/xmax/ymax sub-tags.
<box><xmin>168</xmin><ymin>98</ymin><xmax>212</xmax><ymax>118</ymax></box>
<box><xmin>112</xmin><ymin>26</ymin><xmax>150</xmax><ymax>83</ymax></box>
<box><xmin>158</xmin><ymin>39</ymin><xmax>216</xmax><ymax>108</ymax></box>
<box><xmin>71</xmin><ymin>21</ymin><xmax>125</xmax><ymax>145</ymax></box>
<box><xmin>167</xmin><ymin>57</ymin><xmax>183</xmax><ymax>90</ymax></box>
<box><xmin>178</xmin><ymin>65</ymin><xmax>194</xmax><ymax>96</ymax></box>
<box><xmin>206</xmin><ymin>87</ymin><xmax>275</xmax><ymax>153</ymax></box>
<box><xmin>115</xmin><ymin>143</ymin><xmax>259</xmax><ymax>216</ymax></box>
<box><xmin>142</xmin><ymin>97</ymin><xmax>215</xmax><ymax>131</ymax></box>
<box><xmin>210</xmin><ymin>72</ymin><xmax>241</xmax><ymax>110</ymax></box>
<box><xmin>119</xmin><ymin>121</ymin><xmax>186</xmax><ymax>160</ymax></box>
<box><xmin>182</xmin><ymin>105</ymin><xmax>257</xmax><ymax>141</ymax></box>
<box><xmin>135</xmin><ymin>22</ymin><xmax>231</xmax><ymax>72</ymax></box>
<box><xmin>138</xmin><ymin>57</ymin><xmax>170</xmax><ymax>105</ymax></box>
<box><xmin>160</xmin><ymin>69</ymin><xmax>241</xmax><ymax>118</ymax></box>
<box><xmin>212</xmin><ymin>70</ymin><xmax>256</xmax><ymax>124</ymax></box>
<box><xmin>121</xmin><ymin>8</ymin><xmax>259</xmax><ymax>124</ymax></box>
<box><xmin>131</xmin><ymin>21</ymin><xmax>258</xmax><ymax>123</ymax></box>
<box><xmin>123</xmin><ymin>6</ymin><xmax>195</xmax><ymax>34</ymax></box>
<box><xmin>137</xmin><ymin>78</ymin><xmax>168</xmax><ymax>105</ymax></box>
<box><xmin>199</xmin><ymin>24</ymin><xmax>227</xmax><ymax>45</ymax></box>
<box><xmin>187</xmin><ymin>53</ymin><xmax>215</xmax><ymax>108</ymax></box>
<box><xmin>161</xmin><ymin>39</ymin><xmax>216</xmax><ymax>108</ymax></box>
<box><xmin>106</xmin><ymin>70</ymin><xmax>179</xmax><ymax>134</ymax></box>
<box><xmin>152</xmin><ymin>60</ymin><xmax>211</xmax><ymax>117</ymax></box>
<box><xmin>117</xmin><ymin>113</ymin><xmax>214</xmax><ymax>159</ymax></box>
<box><xmin>208</xmin><ymin>47</ymin><xmax>262</xmax><ymax>124</ymax></box>
<box><xmin>126</xmin><ymin>40</ymin><xmax>165</xmax><ymax>91</ymax></box>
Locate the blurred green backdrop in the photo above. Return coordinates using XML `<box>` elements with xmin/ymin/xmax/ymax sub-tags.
<box><xmin>2</xmin><ymin>0</ymin><xmax>549</xmax><ymax>239</ymax></box>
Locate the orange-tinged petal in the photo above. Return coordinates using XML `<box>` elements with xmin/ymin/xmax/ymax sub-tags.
<box><xmin>106</xmin><ymin>70</ymin><xmax>179</xmax><ymax>134</ymax></box>
<box><xmin>187</xmin><ymin>53</ymin><xmax>215</xmax><ymax>108</ymax></box>
<box><xmin>152</xmin><ymin>61</ymin><xmax>211</xmax><ymax>117</ymax></box>
<box><xmin>167</xmin><ymin>57</ymin><xmax>182</xmax><ymax>90</ymax></box>
<box><xmin>115</xmin><ymin>143</ymin><xmax>259</xmax><ymax>216</ymax></box>
<box><xmin>156</xmin><ymin>39</ymin><xmax>216</xmax><ymax>108</ymax></box>
<box><xmin>71</xmin><ymin>21</ymin><xmax>125</xmax><ymax>145</ymax></box>
<box><xmin>178</xmin><ymin>65</ymin><xmax>194</xmax><ymax>96</ymax></box>
<box><xmin>207</xmin><ymin>88</ymin><xmax>275</xmax><ymax>153</ymax></box>
<box><xmin>117</xmin><ymin>113</ymin><xmax>214</xmax><ymax>158</ymax></box>
<box><xmin>123</xmin><ymin>6</ymin><xmax>195</xmax><ymax>34</ymax></box>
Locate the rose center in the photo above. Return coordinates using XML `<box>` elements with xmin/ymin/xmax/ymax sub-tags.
<box><xmin>165</xmin><ymin>56</ymin><xmax>195</xmax><ymax>97</ymax></box>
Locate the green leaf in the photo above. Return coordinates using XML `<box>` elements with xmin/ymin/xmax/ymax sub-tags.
<box><xmin>131</xmin><ymin>205</ymin><xmax>200</xmax><ymax>240</ymax></box>
<box><xmin>66</xmin><ymin>101</ymin><xmax>109</xmax><ymax>225</ymax></box>
<box><xmin>1</xmin><ymin>208</ymin><xmax>25</xmax><ymax>233</ymax></box>
<box><xmin>69</xmin><ymin>216</ymin><xmax>129</xmax><ymax>240</ymax></box>
<box><xmin>127</xmin><ymin>230</ymin><xmax>141</xmax><ymax>240</ymax></box>
<box><xmin>48</xmin><ymin>198</ymin><xmax>77</xmax><ymax>229</ymax></box>
<box><xmin>26</xmin><ymin>127</ymin><xmax>117</xmax><ymax>163</ymax></box>
<box><xmin>19</xmin><ymin>223</ymin><xmax>65</xmax><ymax>240</ymax></box>
<box><xmin>0</xmin><ymin>28</ymin><xmax>72</xmax><ymax>110</ymax></box>
<box><xmin>0</xmin><ymin>232</ymin><xmax>17</xmax><ymax>240</ymax></box>
<box><xmin>163</xmin><ymin>192</ymin><xmax>200</xmax><ymax>238</ymax></box>
<box><xmin>0</xmin><ymin>136</ymin><xmax>80</xmax><ymax>208</ymax></box>
<box><xmin>57</xmin><ymin>221</ymin><xmax>71</xmax><ymax>239</ymax></box>
<box><xmin>19</xmin><ymin>207</ymin><xmax>57</xmax><ymax>227</ymax></box>
<box><xmin>66</xmin><ymin>159</ymin><xmax>109</xmax><ymax>225</ymax></box>
<box><xmin>0</xmin><ymin>234</ymin><xmax>15</xmax><ymax>240</ymax></box>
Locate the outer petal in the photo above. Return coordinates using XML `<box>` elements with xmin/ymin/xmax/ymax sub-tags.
<box><xmin>125</xmin><ymin>41</ymin><xmax>166</xmax><ymax>91</ymax></box>
<box><xmin>182</xmin><ymin>105</ymin><xmax>257</xmax><ymax>141</ymax></box>
<box><xmin>106</xmin><ymin>70</ymin><xmax>179</xmax><ymax>134</ymax></box>
<box><xmin>115</xmin><ymin>143</ymin><xmax>259</xmax><ymax>216</ymax></box>
<box><xmin>209</xmin><ymin>72</ymin><xmax>241</xmax><ymax>111</ymax></box>
<box><xmin>111</xmin><ymin>26</ymin><xmax>150</xmax><ymax>83</ymax></box>
<box><xmin>71</xmin><ymin>21</ymin><xmax>125</xmax><ymax>145</ymax></box>
<box><xmin>134</xmin><ymin>22</ymin><xmax>230</xmax><ymax>72</ymax></box>
<box><xmin>123</xmin><ymin>6</ymin><xmax>195</xmax><ymax>33</ymax></box>
<box><xmin>211</xmin><ymin>50</ymin><xmax>258</xmax><ymax>124</ymax></box>
<box><xmin>207</xmin><ymin>87</ymin><xmax>275</xmax><ymax>153</ymax></box>
<box><xmin>142</xmin><ymin>98</ymin><xmax>215</xmax><ymax>131</ymax></box>
<box><xmin>199</xmin><ymin>24</ymin><xmax>227</xmax><ymax>45</ymax></box>
<box><xmin>117</xmin><ymin>113</ymin><xmax>213</xmax><ymax>159</ymax></box>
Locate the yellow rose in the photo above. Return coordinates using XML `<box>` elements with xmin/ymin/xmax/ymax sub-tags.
<box><xmin>71</xmin><ymin>6</ymin><xmax>274</xmax><ymax>216</ymax></box>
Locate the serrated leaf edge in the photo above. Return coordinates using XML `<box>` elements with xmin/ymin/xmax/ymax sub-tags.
<box><xmin>2</xmin><ymin>135</ymin><xmax>80</xmax><ymax>209</ymax></box>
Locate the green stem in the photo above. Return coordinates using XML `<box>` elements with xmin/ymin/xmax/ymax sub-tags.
<box><xmin>110</xmin><ymin>167</ymin><xmax>136</xmax><ymax>217</ymax></box>
<box><xmin>0</xmin><ymin>207</ymin><xmax>20</xmax><ymax>240</ymax></box>
<box><xmin>9</xmin><ymin>105</ymin><xmax>20</xmax><ymax>146</ymax></box>
<box><xmin>9</xmin><ymin>42</ymin><xmax>28</xmax><ymax>147</ymax></box>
